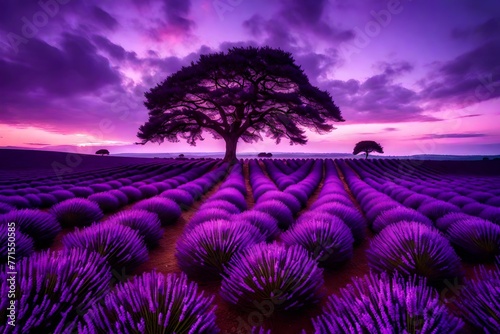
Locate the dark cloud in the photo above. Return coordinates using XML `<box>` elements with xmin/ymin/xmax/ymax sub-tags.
<box><xmin>324</xmin><ymin>61</ymin><xmax>439</xmax><ymax>124</ymax></box>
<box><xmin>0</xmin><ymin>34</ymin><xmax>121</xmax><ymax>97</ymax></box>
<box><xmin>91</xmin><ymin>6</ymin><xmax>119</xmax><ymax>30</ymax></box>
<box><xmin>419</xmin><ymin>39</ymin><xmax>500</xmax><ymax>108</ymax></box>
<box><xmin>456</xmin><ymin>114</ymin><xmax>482</xmax><ymax>119</ymax></box>
<box><xmin>416</xmin><ymin>133</ymin><xmax>488</xmax><ymax>140</ymax></box>
<box><xmin>161</xmin><ymin>0</ymin><xmax>194</xmax><ymax>33</ymax></box>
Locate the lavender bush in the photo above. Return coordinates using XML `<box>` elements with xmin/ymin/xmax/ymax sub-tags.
<box><xmin>62</xmin><ymin>223</ymin><xmax>148</xmax><ymax>272</ymax></box>
<box><xmin>79</xmin><ymin>272</ymin><xmax>218</xmax><ymax>333</ymax></box>
<box><xmin>312</xmin><ymin>272</ymin><xmax>463</xmax><ymax>333</ymax></box>
<box><xmin>0</xmin><ymin>249</ymin><xmax>111</xmax><ymax>333</ymax></box>
<box><xmin>107</xmin><ymin>209</ymin><xmax>163</xmax><ymax>249</ymax></box>
<box><xmin>447</xmin><ymin>218</ymin><xmax>500</xmax><ymax>261</ymax></box>
<box><xmin>367</xmin><ymin>221</ymin><xmax>463</xmax><ymax>284</ymax></box>
<box><xmin>221</xmin><ymin>243</ymin><xmax>324</xmax><ymax>311</ymax></box>
<box><xmin>133</xmin><ymin>197</ymin><xmax>182</xmax><ymax>225</ymax></box>
<box><xmin>281</xmin><ymin>216</ymin><xmax>354</xmax><ymax>268</ymax></box>
<box><xmin>254</xmin><ymin>200</ymin><xmax>295</xmax><ymax>231</ymax></box>
<box><xmin>0</xmin><ymin>209</ymin><xmax>60</xmax><ymax>247</ymax></box>
<box><xmin>50</xmin><ymin>198</ymin><xmax>104</xmax><ymax>228</ymax></box>
<box><xmin>372</xmin><ymin>207</ymin><xmax>433</xmax><ymax>233</ymax></box>
<box><xmin>176</xmin><ymin>219</ymin><xmax>264</xmax><ymax>280</ymax></box>
<box><xmin>0</xmin><ymin>231</ymin><xmax>34</xmax><ymax>264</ymax></box>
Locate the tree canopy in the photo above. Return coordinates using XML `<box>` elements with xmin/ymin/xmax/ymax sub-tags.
<box><xmin>96</xmin><ymin>149</ymin><xmax>110</xmax><ymax>156</ymax></box>
<box><xmin>137</xmin><ymin>46</ymin><xmax>344</xmax><ymax>161</ymax></box>
<box><xmin>353</xmin><ymin>141</ymin><xmax>384</xmax><ymax>159</ymax></box>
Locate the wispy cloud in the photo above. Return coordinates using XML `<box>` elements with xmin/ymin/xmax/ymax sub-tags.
<box><xmin>415</xmin><ymin>133</ymin><xmax>488</xmax><ymax>140</ymax></box>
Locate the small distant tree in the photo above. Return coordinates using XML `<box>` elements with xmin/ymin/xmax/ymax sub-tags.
<box><xmin>96</xmin><ymin>149</ymin><xmax>110</xmax><ymax>156</ymax></box>
<box><xmin>353</xmin><ymin>141</ymin><xmax>383</xmax><ymax>159</ymax></box>
<box><xmin>136</xmin><ymin>46</ymin><xmax>344</xmax><ymax>162</ymax></box>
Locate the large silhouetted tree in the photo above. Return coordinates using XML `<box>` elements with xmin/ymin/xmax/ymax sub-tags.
<box><xmin>353</xmin><ymin>141</ymin><xmax>384</xmax><ymax>159</ymax></box>
<box><xmin>137</xmin><ymin>46</ymin><xmax>344</xmax><ymax>161</ymax></box>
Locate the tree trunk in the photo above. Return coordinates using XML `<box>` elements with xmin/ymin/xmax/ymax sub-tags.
<box><xmin>365</xmin><ymin>152</ymin><xmax>368</xmax><ymax>159</ymax></box>
<box><xmin>223</xmin><ymin>137</ymin><xmax>238</xmax><ymax>162</ymax></box>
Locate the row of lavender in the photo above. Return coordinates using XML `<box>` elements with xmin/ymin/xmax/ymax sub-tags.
<box><xmin>0</xmin><ymin>160</ymin><xmax>225</xmax><ymax>263</ymax></box>
<box><xmin>2</xmin><ymin>158</ymin><xmax>499</xmax><ymax>333</ymax></box>
<box><xmin>0</xmin><ymin>160</ymin><xmax>217</xmax><ymax>211</ymax></box>
<box><xmin>0</xmin><ymin>162</ymin><xmax>230</xmax><ymax>333</ymax></box>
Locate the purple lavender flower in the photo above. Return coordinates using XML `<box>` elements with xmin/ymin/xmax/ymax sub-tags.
<box><xmin>36</xmin><ymin>193</ymin><xmax>58</xmax><ymax>208</ymax></box>
<box><xmin>107</xmin><ymin>209</ymin><xmax>163</xmax><ymax>249</ymax></box>
<box><xmin>133</xmin><ymin>197</ymin><xmax>182</xmax><ymax>225</ymax></box>
<box><xmin>0</xmin><ymin>249</ymin><xmax>111</xmax><ymax>333</ymax></box>
<box><xmin>254</xmin><ymin>200</ymin><xmax>295</xmax><ymax>231</ymax></box>
<box><xmin>281</xmin><ymin>216</ymin><xmax>354</xmax><ymax>268</ymax></box>
<box><xmin>435</xmin><ymin>212</ymin><xmax>476</xmax><ymax>232</ymax></box>
<box><xmin>199</xmin><ymin>199</ymin><xmax>241</xmax><ymax>214</ymax></box>
<box><xmin>0</xmin><ymin>202</ymin><xmax>14</xmax><ymax>214</ymax></box>
<box><xmin>311</xmin><ymin>194</ymin><xmax>353</xmax><ymax>209</ymax></box>
<box><xmin>68</xmin><ymin>186</ymin><xmax>94</xmax><ymax>198</ymax></box>
<box><xmin>372</xmin><ymin>207</ymin><xmax>433</xmax><ymax>233</ymax></box>
<box><xmin>78</xmin><ymin>272</ymin><xmax>218</xmax><ymax>333</ymax></box>
<box><xmin>160</xmin><ymin>189</ymin><xmax>195</xmax><ymax>209</ymax></box>
<box><xmin>138</xmin><ymin>184</ymin><xmax>159</xmax><ymax>198</ymax></box>
<box><xmin>88</xmin><ymin>192</ymin><xmax>121</xmax><ymax>213</ymax></box>
<box><xmin>454</xmin><ymin>265</ymin><xmax>499</xmax><ymax>333</ymax></box>
<box><xmin>447</xmin><ymin>218</ymin><xmax>500</xmax><ymax>261</ymax></box>
<box><xmin>0</xmin><ymin>209</ymin><xmax>61</xmax><ymax>248</ymax></box>
<box><xmin>220</xmin><ymin>243</ymin><xmax>324</xmax><ymax>311</ymax></box>
<box><xmin>462</xmin><ymin>202</ymin><xmax>489</xmax><ymax>216</ymax></box>
<box><xmin>118</xmin><ymin>185</ymin><xmax>143</xmax><ymax>202</ymax></box>
<box><xmin>478</xmin><ymin>206</ymin><xmax>500</xmax><ymax>225</ymax></box>
<box><xmin>176</xmin><ymin>219</ymin><xmax>264</xmax><ymax>280</ymax></box>
<box><xmin>186</xmin><ymin>208</ymin><xmax>233</xmax><ymax>231</ymax></box>
<box><xmin>50</xmin><ymin>198</ymin><xmax>104</xmax><ymax>228</ymax></box>
<box><xmin>257</xmin><ymin>191</ymin><xmax>302</xmax><ymax>215</ymax></box>
<box><xmin>0</xmin><ymin>230</ymin><xmax>34</xmax><ymax>264</ymax></box>
<box><xmin>211</xmin><ymin>188</ymin><xmax>248</xmax><ymax>211</ymax></box>
<box><xmin>313</xmin><ymin>203</ymin><xmax>366</xmax><ymax>244</ymax></box>
<box><xmin>62</xmin><ymin>223</ymin><xmax>148</xmax><ymax>272</ymax></box>
<box><xmin>417</xmin><ymin>201</ymin><xmax>461</xmax><ymax>221</ymax></box>
<box><xmin>367</xmin><ymin>221</ymin><xmax>463</xmax><ymax>284</ymax></box>
<box><xmin>284</xmin><ymin>185</ymin><xmax>309</xmax><ymax>206</ymax></box>
<box><xmin>237</xmin><ymin>210</ymin><xmax>280</xmax><ymax>241</ymax></box>
<box><xmin>312</xmin><ymin>272</ymin><xmax>463</xmax><ymax>333</ymax></box>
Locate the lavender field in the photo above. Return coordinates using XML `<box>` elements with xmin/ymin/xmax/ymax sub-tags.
<box><xmin>1</xmin><ymin>150</ymin><xmax>499</xmax><ymax>333</ymax></box>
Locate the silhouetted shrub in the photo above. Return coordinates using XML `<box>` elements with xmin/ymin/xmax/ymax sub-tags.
<box><xmin>176</xmin><ymin>220</ymin><xmax>264</xmax><ymax>280</ymax></box>
<box><xmin>50</xmin><ymin>198</ymin><xmax>104</xmax><ymax>228</ymax></box>
<box><xmin>63</xmin><ymin>223</ymin><xmax>148</xmax><ymax>272</ymax></box>
<box><xmin>0</xmin><ymin>249</ymin><xmax>111</xmax><ymax>333</ymax></box>
<box><xmin>281</xmin><ymin>217</ymin><xmax>354</xmax><ymax>268</ymax></box>
<box><xmin>221</xmin><ymin>243</ymin><xmax>323</xmax><ymax>311</ymax></box>
<box><xmin>78</xmin><ymin>272</ymin><xmax>218</xmax><ymax>333</ymax></box>
<box><xmin>312</xmin><ymin>272</ymin><xmax>463</xmax><ymax>333</ymax></box>
<box><xmin>367</xmin><ymin>221</ymin><xmax>463</xmax><ymax>284</ymax></box>
<box><xmin>107</xmin><ymin>209</ymin><xmax>163</xmax><ymax>249</ymax></box>
<box><xmin>0</xmin><ymin>209</ymin><xmax>60</xmax><ymax>248</ymax></box>
<box><xmin>133</xmin><ymin>197</ymin><xmax>181</xmax><ymax>225</ymax></box>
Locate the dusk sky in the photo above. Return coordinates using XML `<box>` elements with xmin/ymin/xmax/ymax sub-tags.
<box><xmin>1</xmin><ymin>0</ymin><xmax>499</xmax><ymax>156</ymax></box>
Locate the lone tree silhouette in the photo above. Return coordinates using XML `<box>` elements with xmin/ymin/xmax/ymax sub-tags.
<box><xmin>96</xmin><ymin>149</ymin><xmax>110</xmax><ymax>156</ymax></box>
<box><xmin>353</xmin><ymin>141</ymin><xmax>384</xmax><ymax>159</ymax></box>
<box><xmin>137</xmin><ymin>46</ymin><xmax>344</xmax><ymax>161</ymax></box>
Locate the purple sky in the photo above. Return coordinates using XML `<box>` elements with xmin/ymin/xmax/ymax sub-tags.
<box><xmin>1</xmin><ymin>0</ymin><xmax>499</xmax><ymax>156</ymax></box>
